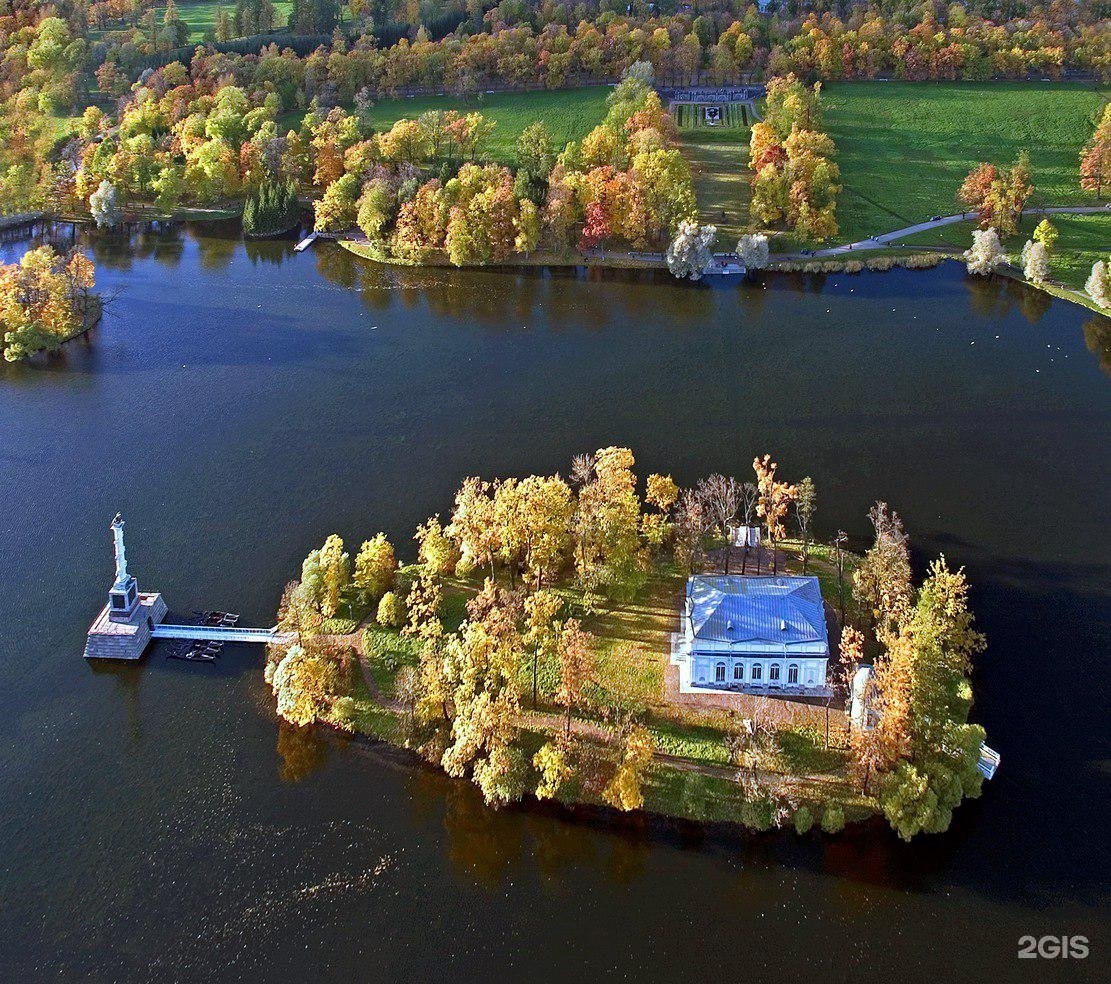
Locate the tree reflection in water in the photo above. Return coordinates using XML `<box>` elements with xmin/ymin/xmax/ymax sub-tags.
<box><xmin>1083</xmin><ymin>315</ymin><xmax>1111</xmax><ymax>376</ymax></box>
<box><xmin>442</xmin><ymin>779</ymin><xmax>524</xmax><ymax>887</ymax></box>
<box><xmin>276</xmin><ymin>720</ymin><xmax>327</xmax><ymax>783</ymax></box>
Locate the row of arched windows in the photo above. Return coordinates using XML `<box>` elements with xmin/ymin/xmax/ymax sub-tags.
<box><xmin>713</xmin><ymin>662</ymin><xmax>799</xmax><ymax>684</ymax></box>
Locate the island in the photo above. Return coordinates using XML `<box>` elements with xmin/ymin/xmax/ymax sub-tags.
<box><xmin>264</xmin><ymin>448</ymin><xmax>993</xmax><ymax>841</ymax></box>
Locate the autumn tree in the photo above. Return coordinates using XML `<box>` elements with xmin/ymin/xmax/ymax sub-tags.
<box><xmin>89</xmin><ymin>179</ymin><xmax>121</xmax><ymax>228</ymax></box>
<box><xmin>1020</xmin><ymin>238</ymin><xmax>1049</xmax><ymax>283</ymax></box>
<box><xmin>853</xmin><ymin>502</ymin><xmax>912</xmax><ymax>640</ymax></box>
<box><xmin>963</xmin><ymin>227</ymin><xmax>1005</xmax><ymax>275</ymax></box>
<box><xmin>666</xmin><ymin>220</ymin><xmax>715</xmax><ymax>280</ymax></box>
<box><xmin>1032</xmin><ymin>218</ymin><xmax>1058</xmax><ymax>254</ymax></box>
<box><xmin>556</xmin><ymin>617</ymin><xmax>594</xmax><ymax>736</ymax></box>
<box><xmin>533</xmin><ymin>736</ymin><xmax>573</xmax><ymax>800</ymax></box>
<box><xmin>573</xmin><ymin>446</ymin><xmax>645</xmax><ymax>598</ymax></box>
<box><xmin>404</xmin><ymin>567</ymin><xmax>444</xmax><ymax>641</ymax></box>
<box><xmin>315</xmin><ymin>534</ymin><xmax>351</xmax><ymax>618</ymax></box>
<box><xmin>1</xmin><ymin>246</ymin><xmax>95</xmax><ymax>362</ymax></box>
<box><xmin>446</xmin><ymin>477</ymin><xmax>501</xmax><ymax>577</ymax></box>
<box><xmin>753</xmin><ymin>454</ymin><xmax>797</xmax><ymax>575</ymax></box>
<box><xmin>275</xmin><ymin>580</ymin><xmax>324</xmax><ymax>643</ymax></box>
<box><xmin>603</xmin><ymin>724</ymin><xmax>654</xmax><ymax>812</ymax></box>
<box><xmin>353</xmin><ymin>533</ymin><xmax>397</xmax><ymax>606</ymax></box>
<box><xmin>524</xmin><ymin>589</ymin><xmax>563</xmax><ymax>710</ymax></box>
<box><xmin>642</xmin><ymin>473</ymin><xmax>678</xmax><ymax>553</ymax></box>
<box><xmin>875</xmin><ymin>558</ymin><xmax>988</xmax><ymax>839</ymax></box>
<box><xmin>440</xmin><ymin>618</ymin><xmax>527</xmax><ymax>807</ymax></box>
<box><xmin>958</xmin><ymin>154</ymin><xmax>1032</xmax><ymax>235</ymax></box>
<box><xmin>415</xmin><ymin>514</ymin><xmax>459</xmax><ymax>575</ymax></box>
<box><xmin>376</xmin><ymin>590</ymin><xmax>406</xmax><ymax>628</ymax></box>
<box><xmin>1079</xmin><ymin>103</ymin><xmax>1111</xmax><ymax>199</ymax></box>
<box><xmin>268</xmin><ymin>641</ymin><xmax>352</xmax><ymax>726</ymax></box>
<box><xmin>794</xmin><ymin>476</ymin><xmax>817</xmax><ymax>572</ymax></box>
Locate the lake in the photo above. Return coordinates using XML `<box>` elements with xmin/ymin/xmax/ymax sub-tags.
<box><xmin>1</xmin><ymin>222</ymin><xmax>1107</xmax><ymax>982</ymax></box>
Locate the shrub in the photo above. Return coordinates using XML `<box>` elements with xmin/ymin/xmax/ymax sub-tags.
<box><xmin>742</xmin><ymin>797</ymin><xmax>775</xmax><ymax>831</ymax></box>
<box><xmin>377</xmin><ymin>590</ymin><xmax>407</xmax><ymax>628</ymax></box>
<box><xmin>332</xmin><ymin>695</ymin><xmax>357</xmax><ymax>727</ymax></box>
<box><xmin>793</xmin><ymin>805</ymin><xmax>815</xmax><ymax>834</ymax></box>
<box><xmin>820</xmin><ymin>804</ymin><xmax>846</xmax><ymax>833</ymax></box>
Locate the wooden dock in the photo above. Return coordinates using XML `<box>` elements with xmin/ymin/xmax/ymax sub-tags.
<box><xmin>294</xmin><ymin>231</ymin><xmax>319</xmax><ymax>252</ymax></box>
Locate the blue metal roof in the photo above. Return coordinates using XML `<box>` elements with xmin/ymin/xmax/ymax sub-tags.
<box><xmin>687</xmin><ymin>575</ymin><xmax>828</xmax><ymax>652</ymax></box>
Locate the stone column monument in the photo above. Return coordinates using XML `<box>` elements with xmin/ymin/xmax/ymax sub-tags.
<box><xmin>84</xmin><ymin>513</ymin><xmax>167</xmax><ymax>660</ymax></box>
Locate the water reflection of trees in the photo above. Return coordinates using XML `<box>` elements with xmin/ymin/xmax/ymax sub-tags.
<box><xmin>963</xmin><ymin>273</ymin><xmax>1018</xmax><ymax>320</ymax></box>
<box><xmin>312</xmin><ymin>255</ymin><xmax>721</xmax><ymax>333</ymax></box>
<box><xmin>442</xmin><ymin>780</ymin><xmax>524</xmax><ymax>886</ymax></box>
<box><xmin>1082</xmin><ymin>315</ymin><xmax>1111</xmax><ymax>376</ymax></box>
<box><xmin>276</xmin><ymin>721</ymin><xmax>327</xmax><ymax>782</ymax></box>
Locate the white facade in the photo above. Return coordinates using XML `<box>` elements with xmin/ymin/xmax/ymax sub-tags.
<box><xmin>671</xmin><ymin>575</ymin><xmax>831</xmax><ymax>699</ymax></box>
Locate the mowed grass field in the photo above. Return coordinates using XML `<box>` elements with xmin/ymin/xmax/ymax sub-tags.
<box><xmin>680</xmin><ymin>127</ymin><xmax>752</xmax><ymax>245</ymax></box>
<box><xmin>823</xmin><ymin>82</ymin><xmax>1109</xmax><ymax>243</ymax></box>
<box><xmin>156</xmin><ymin>1</ymin><xmax>294</xmax><ymax>42</ymax></box>
<box><xmin>358</xmin><ymin>86</ymin><xmax>611</xmax><ymax>164</ymax></box>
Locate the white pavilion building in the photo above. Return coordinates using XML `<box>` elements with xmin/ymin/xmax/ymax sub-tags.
<box><xmin>670</xmin><ymin>575</ymin><xmax>831</xmax><ymax>698</ymax></box>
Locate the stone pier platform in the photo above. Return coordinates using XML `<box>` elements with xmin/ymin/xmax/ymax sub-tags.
<box><xmin>84</xmin><ymin>593</ymin><xmax>168</xmax><ymax>660</ymax></box>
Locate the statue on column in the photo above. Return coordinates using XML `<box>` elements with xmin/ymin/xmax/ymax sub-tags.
<box><xmin>111</xmin><ymin>512</ymin><xmax>129</xmax><ymax>587</ymax></box>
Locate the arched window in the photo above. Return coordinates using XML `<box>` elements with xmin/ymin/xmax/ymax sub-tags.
<box><xmin>751</xmin><ymin>663</ymin><xmax>762</xmax><ymax>681</ymax></box>
<box><xmin>770</xmin><ymin>663</ymin><xmax>781</xmax><ymax>681</ymax></box>
<box><xmin>734</xmin><ymin>663</ymin><xmax>743</xmax><ymax>680</ymax></box>
<box><xmin>715</xmin><ymin>662</ymin><xmax>726</xmax><ymax>682</ymax></box>
<box><xmin>788</xmin><ymin>664</ymin><xmax>799</xmax><ymax>684</ymax></box>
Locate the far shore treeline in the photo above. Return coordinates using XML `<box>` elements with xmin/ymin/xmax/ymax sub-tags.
<box><xmin>265</xmin><ymin>447</ymin><xmax>990</xmax><ymax>841</ymax></box>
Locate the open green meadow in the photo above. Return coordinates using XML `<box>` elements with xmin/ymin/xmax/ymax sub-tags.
<box><xmin>358</xmin><ymin>86</ymin><xmax>611</xmax><ymax>164</ymax></box>
<box><xmin>679</xmin><ymin>127</ymin><xmax>752</xmax><ymax>245</ymax></box>
<box><xmin>156</xmin><ymin>1</ymin><xmax>294</xmax><ymax>42</ymax></box>
<box><xmin>823</xmin><ymin>82</ymin><xmax>1109</xmax><ymax>243</ymax></box>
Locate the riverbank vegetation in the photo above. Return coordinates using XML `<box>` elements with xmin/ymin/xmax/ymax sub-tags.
<box><xmin>242</xmin><ymin>177</ymin><xmax>300</xmax><ymax>236</ymax></box>
<box><xmin>264</xmin><ymin>447</ymin><xmax>990</xmax><ymax>840</ymax></box>
<box><xmin>0</xmin><ymin>246</ymin><xmax>98</xmax><ymax>362</ymax></box>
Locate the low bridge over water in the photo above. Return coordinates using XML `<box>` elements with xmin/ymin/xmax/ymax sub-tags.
<box><xmin>151</xmin><ymin>624</ymin><xmax>290</xmax><ymax>644</ymax></box>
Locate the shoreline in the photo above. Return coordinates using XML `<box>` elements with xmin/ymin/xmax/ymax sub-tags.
<box><xmin>323</xmin><ymin>711</ymin><xmax>882</xmax><ymax>840</ymax></box>
<box><xmin>338</xmin><ymin>239</ymin><xmax>1109</xmax><ymax>316</ymax></box>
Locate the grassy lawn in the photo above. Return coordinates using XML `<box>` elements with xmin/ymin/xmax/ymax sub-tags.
<box><xmin>155</xmin><ymin>1</ymin><xmax>294</xmax><ymax>42</ymax></box>
<box><xmin>357</xmin><ymin>86</ymin><xmax>611</xmax><ymax>164</ymax></box>
<box><xmin>899</xmin><ymin>212</ymin><xmax>1111</xmax><ymax>292</ymax></box>
<box><xmin>823</xmin><ymin>82</ymin><xmax>1109</xmax><ymax>243</ymax></box>
<box><xmin>679</xmin><ymin>127</ymin><xmax>752</xmax><ymax>246</ymax></box>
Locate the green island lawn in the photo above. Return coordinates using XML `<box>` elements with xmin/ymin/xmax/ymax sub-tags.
<box><xmin>341</xmin><ymin>540</ymin><xmax>864</xmax><ymax>825</ymax></box>
<box><xmin>356</xmin><ymin>86</ymin><xmax>611</xmax><ymax>164</ymax></box>
<box><xmin>822</xmin><ymin>81</ymin><xmax>1110</xmax><ymax>244</ymax></box>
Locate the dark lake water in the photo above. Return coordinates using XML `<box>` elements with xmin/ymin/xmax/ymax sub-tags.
<box><xmin>1</xmin><ymin>222</ymin><xmax>1108</xmax><ymax>982</ymax></box>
